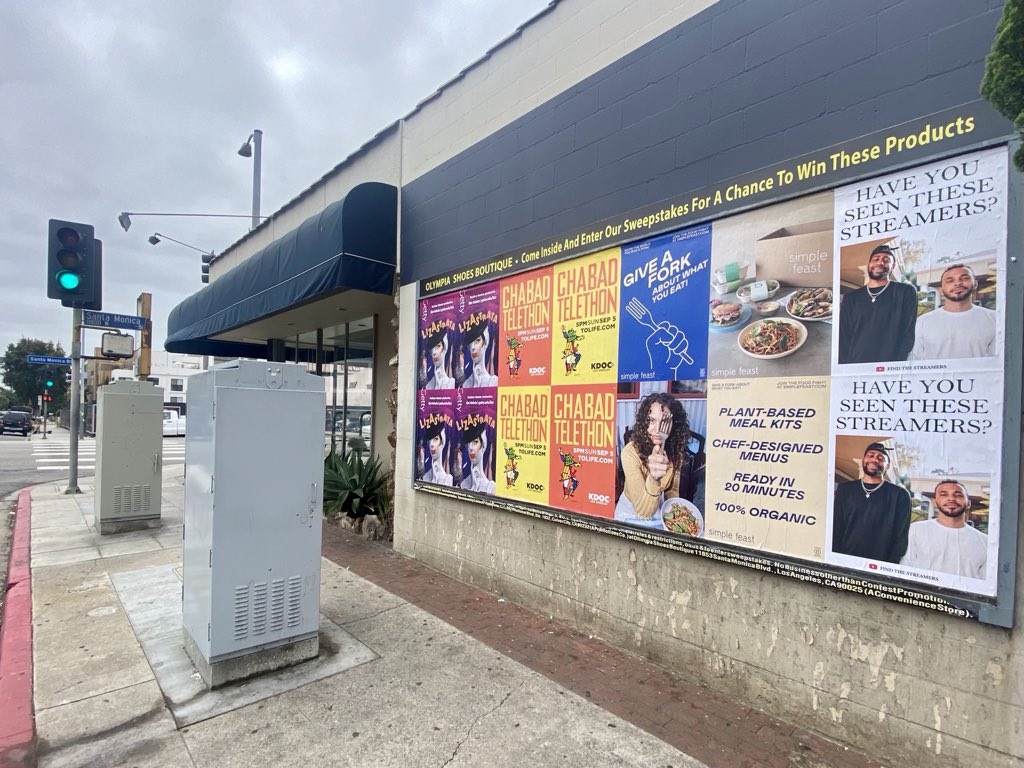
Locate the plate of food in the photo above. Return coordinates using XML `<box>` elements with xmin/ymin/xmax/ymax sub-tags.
<box><xmin>708</xmin><ymin>302</ymin><xmax>750</xmax><ymax>332</ymax></box>
<box><xmin>737</xmin><ymin>317</ymin><xmax>808</xmax><ymax>359</ymax></box>
<box><xmin>736</xmin><ymin>279</ymin><xmax>780</xmax><ymax>304</ymax></box>
<box><xmin>784</xmin><ymin>287</ymin><xmax>833</xmax><ymax>321</ymax></box>
<box><xmin>661</xmin><ymin>497</ymin><xmax>703</xmax><ymax>537</ymax></box>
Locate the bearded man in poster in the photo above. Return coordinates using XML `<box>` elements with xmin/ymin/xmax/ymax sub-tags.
<box><xmin>832</xmin><ymin>442</ymin><xmax>911</xmax><ymax>563</ymax></box>
<box><xmin>838</xmin><ymin>245</ymin><xmax>917</xmax><ymax>364</ymax></box>
<box><xmin>910</xmin><ymin>264</ymin><xmax>997</xmax><ymax>361</ymax></box>
<box><xmin>900</xmin><ymin>479</ymin><xmax>988</xmax><ymax>579</ymax></box>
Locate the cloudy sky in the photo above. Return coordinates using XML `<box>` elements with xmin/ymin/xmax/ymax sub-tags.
<box><xmin>0</xmin><ymin>0</ymin><xmax>550</xmax><ymax>362</ymax></box>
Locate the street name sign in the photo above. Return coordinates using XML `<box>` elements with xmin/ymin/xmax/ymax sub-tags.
<box><xmin>27</xmin><ymin>355</ymin><xmax>71</xmax><ymax>366</ymax></box>
<box><xmin>82</xmin><ymin>310</ymin><xmax>147</xmax><ymax>331</ymax></box>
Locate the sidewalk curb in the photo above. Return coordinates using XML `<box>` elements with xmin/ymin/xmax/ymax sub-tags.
<box><xmin>0</xmin><ymin>490</ymin><xmax>35</xmax><ymax>768</ymax></box>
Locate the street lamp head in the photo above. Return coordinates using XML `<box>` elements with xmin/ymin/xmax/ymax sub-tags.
<box><xmin>148</xmin><ymin>234</ymin><xmax>161</xmax><ymax>245</ymax></box>
<box><xmin>118</xmin><ymin>212</ymin><xmax>132</xmax><ymax>231</ymax></box>
<box><xmin>237</xmin><ymin>134</ymin><xmax>254</xmax><ymax>157</ymax></box>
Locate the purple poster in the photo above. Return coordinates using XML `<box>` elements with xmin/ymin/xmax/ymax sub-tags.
<box><xmin>417</xmin><ymin>389</ymin><xmax>456</xmax><ymax>486</ymax></box>
<box><xmin>457</xmin><ymin>282</ymin><xmax>500</xmax><ymax>388</ymax></box>
<box><xmin>419</xmin><ymin>294</ymin><xmax>458</xmax><ymax>390</ymax></box>
<box><xmin>455</xmin><ymin>387</ymin><xmax>497</xmax><ymax>495</ymax></box>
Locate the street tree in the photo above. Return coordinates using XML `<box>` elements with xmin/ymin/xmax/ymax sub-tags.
<box><xmin>1</xmin><ymin>338</ymin><xmax>69</xmax><ymax>410</ymax></box>
<box><xmin>981</xmin><ymin>0</ymin><xmax>1024</xmax><ymax>170</ymax></box>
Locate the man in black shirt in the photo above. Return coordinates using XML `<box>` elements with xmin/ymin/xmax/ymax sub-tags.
<box><xmin>832</xmin><ymin>442</ymin><xmax>911</xmax><ymax>563</ymax></box>
<box><xmin>838</xmin><ymin>245</ymin><xmax>917</xmax><ymax>364</ymax></box>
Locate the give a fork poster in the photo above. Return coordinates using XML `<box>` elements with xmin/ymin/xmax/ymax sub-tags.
<box><xmin>618</xmin><ymin>224</ymin><xmax>712</xmax><ymax>382</ymax></box>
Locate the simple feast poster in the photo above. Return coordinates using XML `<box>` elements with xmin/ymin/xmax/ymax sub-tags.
<box><xmin>618</xmin><ymin>224</ymin><xmax>711</xmax><ymax>382</ymax></box>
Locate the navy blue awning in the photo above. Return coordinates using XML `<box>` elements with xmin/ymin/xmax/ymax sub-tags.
<box><xmin>165</xmin><ymin>182</ymin><xmax>397</xmax><ymax>357</ymax></box>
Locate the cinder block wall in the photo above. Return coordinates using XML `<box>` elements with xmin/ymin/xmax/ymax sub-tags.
<box><xmin>394</xmin><ymin>2</ymin><xmax>1022</xmax><ymax>766</ymax></box>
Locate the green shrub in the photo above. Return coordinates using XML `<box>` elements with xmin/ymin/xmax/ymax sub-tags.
<box><xmin>323</xmin><ymin>450</ymin><xmax>392</xmax><ymax>521</ymax></box>
<box><xmin>981</xmin><ymin>0</ymin><xmax>1024</xmax><ymax>170</ymax></box>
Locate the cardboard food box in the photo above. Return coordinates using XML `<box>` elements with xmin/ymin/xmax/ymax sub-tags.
<box><xmin>755</xmin><ymin>219</ymin><xmax>833</xmax><ymax>288</ymax></box>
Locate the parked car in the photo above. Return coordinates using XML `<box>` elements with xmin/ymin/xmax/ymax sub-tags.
<box><xmin>334</xmin><ymin>410</ymin><xmax>372</xmax><ymax>441</ymax></box>
<box><xmin>163</xmin><ymin>409</ymin><xmax>186</xmax><ymax>437</ymax></box>
<box><xmin>1</xmin><ymin>410</ymin><xmax>34</xmax><ymax>436</ymax></box>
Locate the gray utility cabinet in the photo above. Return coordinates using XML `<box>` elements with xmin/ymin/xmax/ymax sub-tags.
<box><xmin>95</xmin><ymin>380</ymin><xmax>164</xmax><ymax>534</ymax></box>
<box><xmin>182</xmin><ymin>361</ymin><xmax>325</xmax><ymax>684</ymax></box>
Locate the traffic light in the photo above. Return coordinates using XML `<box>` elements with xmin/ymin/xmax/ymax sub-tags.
<box><xmin>65</xmin><ymin>371</ymin><xmax>73</xmax><ymax>384</ymax></box>
<box><xmin>47</xmin><ymin>219</ymin><xmax>102</xmax><ymax>308</ymax></box>
<box><xmin>45</xmin><ymin>370</ymin><xmax>54</xmax><ymax>389</ymax></box>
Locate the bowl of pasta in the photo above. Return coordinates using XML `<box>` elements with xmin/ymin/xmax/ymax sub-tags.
<box><xmin>737</xmin><ymin>317</ymin><xmax>808</xmax><ymax>359</ymax></box>
<box><xmin>661</xmin><ymin>498</ymin><xmax>704</xmax><ymax>537</ymax></box>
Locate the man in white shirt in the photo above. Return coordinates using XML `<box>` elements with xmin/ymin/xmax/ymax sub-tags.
<box><xmin>901</xmin><ymin>479</ymin><xmax>988</xmax><ymax>579</ymax></box>
<box><xmin>910</xmin><ymin>265</ymin><xmax>997</xmax><ymax>361</ymax></box>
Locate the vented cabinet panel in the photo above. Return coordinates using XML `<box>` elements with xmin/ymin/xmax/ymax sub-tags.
<box><xmin>95</xmin><ymin>381</ymin><xmax>163</xmax><ymax>527</ymax></box>
<box><xmin>182</xmin><ymin>361</ymin><xmax>324</xmax><ymax>662</ymax></box>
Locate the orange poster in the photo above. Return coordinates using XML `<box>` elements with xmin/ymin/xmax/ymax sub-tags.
<box><xmin>547</xmin><ymin>384</ymin><xmax>617</xmax><ymax>517</ymax></box>
<box><xmin>549</xmin><ymin>248</ymin><xmax>620</xmax><ymax>385</ymax></box>
<box><xmin>499</xmin><ymin>267</ymin><xmax>553</xmax><ymax>386</ymax></box>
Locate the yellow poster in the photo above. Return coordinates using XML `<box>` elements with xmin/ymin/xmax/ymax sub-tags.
<box><xmin>704</xmin><ymin>377</ymin><xmax>830</xmax><ymax>560</ymax></box>
<box><xmin>549</xmin><ymin>247</ymin><xmax>620</xmax><ymax>385</ymax></box>
<box><xmin>495</xmin><ymin>386</ymin><xmax>552</xmax><ymax>505</ymax></box>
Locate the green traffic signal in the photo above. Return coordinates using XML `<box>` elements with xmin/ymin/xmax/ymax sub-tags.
<box><xmin>45</xmin><ymin>379</ymin><xmax>54</xmax><ymax>388</ymax></box>
<box><xmin>47</xmin><ymin>219</ymin><xmax>100</xmax><ymax>308</ymax></box>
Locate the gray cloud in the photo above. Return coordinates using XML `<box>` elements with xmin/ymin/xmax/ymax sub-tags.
<box><xmin>0</xmin><ymin>0</ymin><xmax>548</xmax><ymax>360</ymax></box>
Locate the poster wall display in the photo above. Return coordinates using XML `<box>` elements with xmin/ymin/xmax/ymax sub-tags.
<box><xmin>828</xmin><ymin>147</ymin><xmax>1008</xmax><ymax>598</ymax></box>
<box><xmin>417</xmin><ymin>389</ymin><xmax>456</xmax><ymax>486</ymax></box>
<box><xmin>549</xmin><ymin>248</ymin><xmax>620</xmax><ymax>384</ymax></box>
<box><xmin>458</xmin><ymin>282</ymin><xmax>500</xmax><ymax>388</ymax></box>
<box><xmin>415</xmin><ymin>144</ymin><xmax>1014</xmax><ymax>624</ymax></box>
<box><xmin>499</xmin><ymin>267</ymin><xmax>553</xmax><ymax>387</ymax></box>
<box><xmin>455</xmin><ymin>387</ymin><xmax>498</xmax><ymax>495</ymax></box>
<box><xmin>419</xmin><ymin>294</ymin><xmax>458</xmax><ymax>390</ymax></box>
<box><xmin>618</xmin><ymin>225</ymin><xmax>712</xmax><ymax>382</ymax></box>
<box><xmin>496</xmin><ymin>386</ymin><xmax>551</xmax><ymax>504</ymax></box>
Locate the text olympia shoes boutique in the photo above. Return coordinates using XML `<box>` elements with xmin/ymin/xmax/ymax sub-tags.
<box><xmin>170</xmin><ymin>2</ymin><xmax>1023</xmax><ymax>767</ymax></box>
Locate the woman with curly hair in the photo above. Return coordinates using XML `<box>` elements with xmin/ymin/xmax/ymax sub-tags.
<box><xmin>614</xmin><ymin>392</ymin><xmax>690</xmax><ymax>526</ymax></box>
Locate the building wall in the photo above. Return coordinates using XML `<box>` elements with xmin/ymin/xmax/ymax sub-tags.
<box><xmin>393</xmin><ymin>2</ymin><xmax>1022</xmax><ymax>767</ymax></box>
<box><xmin>400</xmin><ymin>0</ymin><xmax>1007</xmax><ymax>286</ymax></box>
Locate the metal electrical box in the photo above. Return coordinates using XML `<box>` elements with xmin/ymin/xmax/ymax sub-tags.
<box><xmin>182</xmin><ymin>360</ymin><xmax>325</xmax><ymax>687</ymax></box>
<box><xmin>95</xmin><ymin>380</ymin><xmax>164</xmax><ymax>534</ymax></box>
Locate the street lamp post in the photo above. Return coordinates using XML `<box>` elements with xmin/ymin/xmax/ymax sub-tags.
<box><xmin>237</xmin><ymin>129</ymin><xmax>262</xmax><ymax>230</ymax></box>
<box><xmin>117</xmin><ymin>211</ymin><xmax>259</xmax><ymax>232</ymax></box>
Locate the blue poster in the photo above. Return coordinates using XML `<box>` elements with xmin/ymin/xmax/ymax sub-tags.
<box><xmin>617</xmin><ymin>224</ymin><xmax>711</xmax><ymax>382</ymax></box>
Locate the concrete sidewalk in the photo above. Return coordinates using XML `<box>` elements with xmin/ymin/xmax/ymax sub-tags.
<box><xmin>0</xmin><ymin>465</ymin><xmax>884</xmax><ymax>768</ymax></box>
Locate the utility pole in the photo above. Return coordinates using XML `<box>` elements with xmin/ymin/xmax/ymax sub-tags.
<box><xmin>137</xmin><ymin>292</ymin><xmax>152</xmax><ymax>381</ymax></box>
<box><xmin>66</xmin><ymin>308</ymin><xmax>82</xmax><ymax>494</ymax></box>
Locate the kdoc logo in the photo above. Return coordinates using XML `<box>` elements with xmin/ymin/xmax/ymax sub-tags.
<box><xmin>526</xmin><ymin>482</ymin><xmax>544</xmax><ymax>492</ymax></box>
<box><xmin>528</xmin><ymin>366</ymin><xmax>546</xmax><ymax>376</ymax></box>
<box><xmin>588</xmin><ymin>493</ymin><xmax>611</xmax><ymax>504</ymax></box>
<box><xmin>590</xmin><ymin>361</ymin><xmax>613</xmax><ymax>371</ymax></box>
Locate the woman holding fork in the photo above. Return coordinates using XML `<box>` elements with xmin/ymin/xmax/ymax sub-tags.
<box><xmin>615</xmin><ymin>392</ymin><xmax>690</xmax><ymax>526</ymax></box>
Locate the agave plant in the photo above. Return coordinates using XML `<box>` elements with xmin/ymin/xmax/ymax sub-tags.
<box><xmin>323</xmin><ymin>450</ymin><xmax>392</xmax><ymax>521</ymax></box>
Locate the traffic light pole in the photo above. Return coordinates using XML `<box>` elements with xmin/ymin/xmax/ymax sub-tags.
<box><xmin>42</xmin><ymin>395</ymin><xmax>47</xmax><ymax>440</ymax></box>
<box><xmin>65</xmin><ymin>307</ymin><xmax>82</xmax><ymax>494</ymax></box>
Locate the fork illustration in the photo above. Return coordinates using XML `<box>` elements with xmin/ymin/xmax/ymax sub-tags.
<box><xmin>625</xmin><ymin>297</ymin><xmax>694</xmax><ymax>368</ymax></box>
